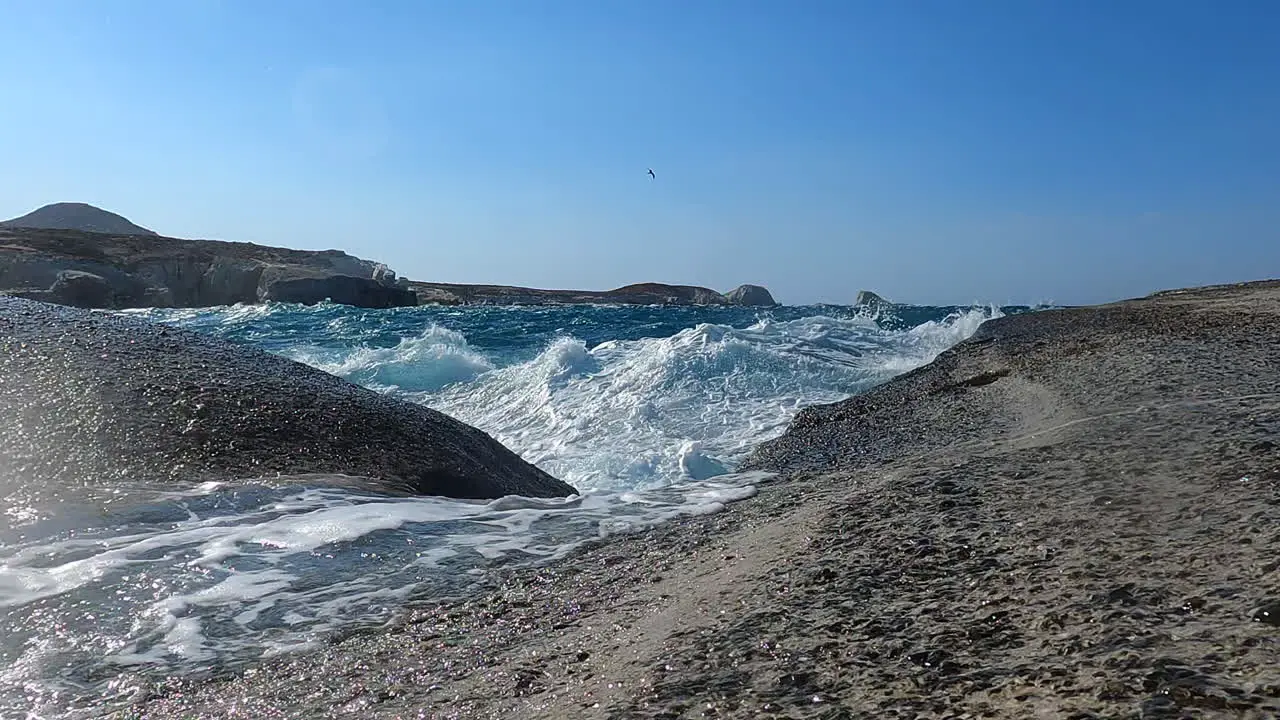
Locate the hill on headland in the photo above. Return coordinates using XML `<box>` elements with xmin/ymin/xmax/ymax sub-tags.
<box><xmin>0</xmin><ymin>202</ymin><xmax>158</xmax><ymax>236</ymax></box>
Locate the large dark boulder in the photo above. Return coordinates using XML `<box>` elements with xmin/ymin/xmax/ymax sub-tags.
<box><xmin>0</xmin><ymin>296</ymin><xmax>576</xmax><ymax>501</ymax></box>
<box><xmin>47</xmin><ymin>270</ymin><xmax>115</xmax><ymax>308</ymax></box>
<box><xmin>854</xmin><ymin>290</ymin><xmax>892</xmax><ymax>308</ymax></box>
<box><xmin>724</xmin><ymin>284</ymin><xmax>777</xmax><ymax>306</ymax></box>
<box><xmin>260</xmin><ymin>274</ymin><xmax>419</xmax><ymax>308</ymax></box>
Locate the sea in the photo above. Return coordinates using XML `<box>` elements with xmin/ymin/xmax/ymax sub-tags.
<box><xmin>0</xmin><ymin>299</ymin><xmax>1025</xmax><ymax>718</ymax></box>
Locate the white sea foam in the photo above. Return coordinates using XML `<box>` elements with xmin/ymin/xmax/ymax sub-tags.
<box><xmin>300</xmin><ymin>307</ymin><xmax>1000</xmax><ymax>492</ymax></box>
<box><xmin>289</xmin><ymin>325</ymin><xmax>495</xmax><ymax>393</ymax></box>
<box><xmin>0</xmin><ymin>473</ymin><xmax>768</xmax><ymax>717</ymax></box>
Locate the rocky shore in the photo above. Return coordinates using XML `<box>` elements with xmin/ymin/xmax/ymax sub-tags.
<box><xmin>96</xmin><ymin>279</ymin><xmax>1280</xmax><ymax>719</ymax></box>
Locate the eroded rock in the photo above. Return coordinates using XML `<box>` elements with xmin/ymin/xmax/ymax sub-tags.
<box><xmin>0</xmin><ymin>296</ymin><xmax>576</xmax><ymax>501</ymax></box>
<box><xmin>0</xmin><ymin>224</ymin><xmax>417</xmax><ymax>310</ymax></box>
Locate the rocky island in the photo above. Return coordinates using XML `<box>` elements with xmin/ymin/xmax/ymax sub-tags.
<box><xmin>854</xmin><ymin>288</ymin><xmax>893</xmax><ymax>309</ymax></box>
<box><xmin>0</xmin><ymin>203</ymin><xmax>778</xmax><ymax>310</ymax></box>
<box><xmin>409</xmin><ymin>280</ymin><xmax>776</xmax><ymax>307</ymax></box>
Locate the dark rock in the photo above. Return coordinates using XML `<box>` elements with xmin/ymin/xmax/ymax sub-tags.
<box><xmin>810</xmin><ymin>567</ymin><xmax>839</xmax><ymax>584</ymax></box>
<box><xmin>776</xmin><ymin>670</ymin><xmax>817</xmax><ymax>690</ymax></box>
<box><xmin>260</xmin><ymin>274</ymin><xmax>418</xmax><ymax>308</ymax></box>
<box><xmin>906</xmin><ymin>649</ymin><xmax>949</xmax><ymax>669</ymax></box>
<box><xmin>854</xmin><ymin>290</ymin><xmax>892</xmax><ymax>308</ymax></box>
<box><xmin>1105</xmin><ymin>585</ymin><xmax>1139</xmax><ymax>606</ymax></box>
<box><xmin>1179</xmin><ymin>597</ymin><xmax>1207</xmax><ymax>614</ymax></box>
<box><xmin>948</xmin><ymin>368</ymin><xmax>1011</xmax><ymax>389</ymax></box>
<box><xmin>724</xmin><ymin>284</ymin><xmax>777</xmax><ymax>306</ymax></box>
<box><xmin>1139</xmin><ymin>694</ymin><xmax>1180</xmax><ymax>717</ymax></box>
<box><xmin>932</xmin><ymin>479</ymin><xmax>962</xmax><ymax>494</ymax></box>
<box><xmin>1251</xmin><ymin>602</ymin><xmax>1280</xmax><ymax>626</ymax></box>
<box><xmin>48</xmin><ymin>270</ymin><xmax>116</xmax><ymax>308</ymax></box>
<box><xmin>1097</xmin><ymin>679</ymin><xmax>1134</xmax><ymax>700</ymax></box>
<box><xmin>0</xmin><ymin>296</ymin><xmax>577</xmax><ymax>501</ymax></box>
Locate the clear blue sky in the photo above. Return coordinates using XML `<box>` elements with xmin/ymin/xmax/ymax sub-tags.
<box><xmin>1</xmin><ymin>0</ymin><xmax>1277</xmax><ymax>306</ymax></box>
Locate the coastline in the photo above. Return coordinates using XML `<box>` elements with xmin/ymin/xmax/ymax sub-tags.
<box><xmin>0</xmin><ymin>224</ymin><xmax>779</xmax><ymax>310</ymax></box>
<box><xmin>110</xmin><ymin>279</ymin><xmax>1280</xmax><ymax>719</ymax></box>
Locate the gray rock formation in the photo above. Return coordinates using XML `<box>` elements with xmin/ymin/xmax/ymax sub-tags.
<box><xmin>0</xmin><ymin>296</ymin><xmax>577</xmax><ymax>502</ymax></box>
<box><xmin>261</xmin><ymin>273</ymin><xmax>417</xmax><ymax>308</ymax></box>
<box><xmin>854</xmin><ymin>290</ymin><xmax>892</xmax><ymax>308</ymax></box>
<box><xmin>724</xmin><ymin>284</ymin><xmax>777</xmax><ymax>306</ymax></box>
<box><xmin>0</xmin><ymin>202</ymin><xmax>158</xmax><ymax>235</ymax></box>
<box><xmin>607</xmin><ymin>283</ymin><xmax>729</xmax><ymax>305</ymax></box>
<box><xmin>48</xmin><ymin>270</ymin><xmax>116</xmax><ymax>308</ymax></box>
<box><xmin>0</xmin><ymin>225</ymin><xmax>417</xmax><ymax>309</ymax></box>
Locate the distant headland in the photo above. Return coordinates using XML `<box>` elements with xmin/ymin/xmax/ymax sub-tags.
<box><xmin>0</xmin><ymin>203</ymin><xmax>778</xmax><ymax>309</ymax></box>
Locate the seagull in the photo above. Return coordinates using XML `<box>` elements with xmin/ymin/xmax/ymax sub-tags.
<box><xmin>647</xmin><ymin>168</ymin><xmax>655</xmax><ymax>179</ymax></box>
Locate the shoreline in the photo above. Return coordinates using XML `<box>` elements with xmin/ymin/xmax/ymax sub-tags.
<box><xmin>0</xmin><ymin>224</ymin><xmax>781</xmax><ymax>310</ymax></box>
<box><xmin>103</xmin><ymin>279</ymin><xmax>1280</xmax><ymax>718</ymax></box>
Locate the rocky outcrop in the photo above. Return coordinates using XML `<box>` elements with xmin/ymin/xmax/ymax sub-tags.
<box><xmin>409</xmin><ymin>280</ymin><xmax>780</xmax><ymax>307</ymax></box>
<box><xmin>854</xmin><ymin>289</ymin><xmax>892</xmax><ymax>309</ymax></box>
<box><xmin>608</xmin><ymin>283</ymin><xmax>728</xmax><ymax>305</ymax></box>
<box><xmin>724</xmin><ymin>284</ymin><xmax>777</xmax><ymax>306</ymax></box>
<box><xmin>0</xmin><ymin>226</ymin><xmax>417</xmax><ymax>309</ymax></box>
<box><xmin>48</xmin><ymin>270</ymin><xmax>116</xmax><ymax>308</ymax></box>
<box><xmin>260</xmin><ymin>272</ymin><xmax>417</xmax><ymax>308</ymax></box>
<box><xmin>0</xmin><ymin>296</ymin><xmax>577</xmax><ymax>500</ymax></box>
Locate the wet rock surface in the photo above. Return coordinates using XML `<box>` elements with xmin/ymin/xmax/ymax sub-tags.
<box><xmin>0</xmin><ymin>296</ymin><xmax>576</xmax><ymax>503</ymax></box>
<box><xmin>112</xmin><ymin>280</ymin><xmax>1280</xmax><ymax>719</ymax></box>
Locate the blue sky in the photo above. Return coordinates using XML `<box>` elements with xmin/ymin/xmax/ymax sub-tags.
<box><xmin>1</xmin><ymin>0</ymin><xmax>1277</xmax><ymax>306</ymax></box>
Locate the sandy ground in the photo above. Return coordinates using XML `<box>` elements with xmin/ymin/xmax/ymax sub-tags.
<box><xmin>112</xmin><ymin>280</ymin><xmax>1280</xmax><ymax>719</ymax></box>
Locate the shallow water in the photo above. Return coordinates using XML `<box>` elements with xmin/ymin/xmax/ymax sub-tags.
<box><xmin>0</xmin><ymin>300</ymin><xmax>1018</xmax><ymax>717</ymax></box>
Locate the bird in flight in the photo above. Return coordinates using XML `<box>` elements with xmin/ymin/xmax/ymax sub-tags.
<box><xmin>647</xmin><ymin>168</ymin><xmax>655</xmax><ymax>179</ymax></box>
